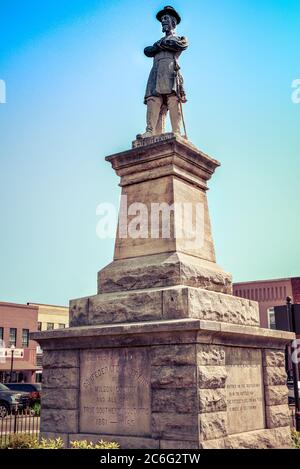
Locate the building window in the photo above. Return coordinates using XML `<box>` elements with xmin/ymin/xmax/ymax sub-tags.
<box><xmin>22</xmin><ymin>329</ymin><xmax>29</xmax><ymax>347</ymax></box>
<box><xmin>9</xmin><ymin>328</ymin><xmax>17</xmax><ymax>347</ymax></box>
<box><xmin>268</xmin><ymin>307</ymin><xmax>276</xmax><ymax>330</ymax></box>
<box><xmin>37</xmin><ymin>322</ymin><xmax>42</xmax><ymax>331</ymax></box>
<box><xmin>0</xmin><ymin>327</ymin><xmax>3</xmax><ymax>342</ymax></box>
<box><xmin>59</xmin><ymin>324</ymin><xmax>66</xmax><ymax>329</ymax></box>
<box><xmin>47</xmin><ymin>323</ymin><xmax>54</xmax><ymax>331</ymax></box>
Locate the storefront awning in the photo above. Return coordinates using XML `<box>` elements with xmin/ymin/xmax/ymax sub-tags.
<box><xmin>0</xmin><ymin>362</ymin><xmax>39</xmax><ymax>371</ymax></box>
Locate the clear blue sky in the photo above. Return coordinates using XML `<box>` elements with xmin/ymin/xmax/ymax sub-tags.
<box><xmin>0</xmin><ymin>1</ymin><xmax>299</xmax><ymax>306</ymax></box>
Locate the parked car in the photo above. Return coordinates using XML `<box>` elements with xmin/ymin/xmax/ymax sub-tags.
<box><xmin>5</xmin><ymin>383</ymin><xmax>41</xmax><ymax>398</ymax></box>
<box><xmin>0</xmin><ymin>383</ymin><xmax>30</xmax><ymax>418</ymax></box>
<box><xmin>5</xmin><ymin>383</ymin><xmax>41</xmax><ymax>404</ymax></box>
<box><xmin>287</xmin><ymin>380</ymin><xmax>300</xmax><ymax>405</ymax></box>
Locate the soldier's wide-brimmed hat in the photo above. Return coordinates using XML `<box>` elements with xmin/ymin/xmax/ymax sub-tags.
<box><xmin>156</xmin><ymin>6</ymin><xmax>181</xmax><ymax>25</ymax></box>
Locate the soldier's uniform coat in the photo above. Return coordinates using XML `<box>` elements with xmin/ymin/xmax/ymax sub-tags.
<box><xmin>144</xmin><ymin>35</ymin><xmax>188</xmax><ymax>103</ymax></box>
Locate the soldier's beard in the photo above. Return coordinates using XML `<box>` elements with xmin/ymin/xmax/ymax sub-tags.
<box><xmin>162</xmin><ymin>24</ymin><xmax>175</xmax><ymax>35</ymax></box>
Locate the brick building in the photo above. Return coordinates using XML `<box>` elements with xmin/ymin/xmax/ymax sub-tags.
<box><xmin>233</xmin><ymin>276</ymin><xmax>300</xmax><ymax>329</ymax></box>
<box><xmin>0</xmin><ymin>302</ymin><xmax>39</xmax><ymax>383</ymax></box>
<box><xmin>27</xmin><ymin>302</ymin><xmax>69</xmax><ymax>381</ymax></box>
<box><xmin>28</xmin><ymin>303</ymin><xmax>69</xmax><ymax>332</ymax></box>
<box><xmin>0</xmin><ymin>301</ymin><xmax>69</xmax><ymax>384</ymax></box>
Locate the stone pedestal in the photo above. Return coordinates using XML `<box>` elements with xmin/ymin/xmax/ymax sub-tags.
<box><xmin>32</xmin><ymin>135</ymin><xmax>294</xmax><ymax>449</ymax></box>
<box><xmin>99</xmin><ymin>135</ymin><xmax>232</xmax><ymax>295</ymax></box>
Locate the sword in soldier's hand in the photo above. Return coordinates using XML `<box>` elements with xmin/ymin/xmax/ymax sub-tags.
<box><xmin>174</xmin><ymin>59</ymin><xmax>188</xmax><ymax>140</ymax></box>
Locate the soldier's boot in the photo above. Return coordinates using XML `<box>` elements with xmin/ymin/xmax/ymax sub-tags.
<box><xmin>168</xmin><ymin>95</ymin><xmax>182</xmax><ymax>136</ymax></box>
<box><xmin>141</xmin><ymin>96</ymin><xmax>163</xmax><ymax>138</ymax></box>
<box><xmin>155</xmin><ymin>104</ymin><xmax>168</xmax><ymax>135</ymax></box>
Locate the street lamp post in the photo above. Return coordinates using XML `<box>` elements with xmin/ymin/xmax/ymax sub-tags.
<box><xmin>10</xmin><ymin>345</ymin><xmax>15</xmax><ymax>383</ymax></box>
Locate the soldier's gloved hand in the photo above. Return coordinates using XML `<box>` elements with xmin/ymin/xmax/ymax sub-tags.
<box><xmin>154</xmin><ymin>39</ymin><xmax>163</xmax><ymax>49</ymax></box>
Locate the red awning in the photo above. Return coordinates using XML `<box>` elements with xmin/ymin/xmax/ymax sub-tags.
<box><xmin>0</xmin><ymin>362</ymin><xmax>39</xmax><ymax>371</ymax></box>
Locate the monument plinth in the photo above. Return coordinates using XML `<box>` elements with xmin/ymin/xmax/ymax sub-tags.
<box><xmin>98</xmin><ymin>135</ymin><xmax>232</xmax><ymax>297</ymax></box>
<box><xmin>32</xmin><ymin>135</ymin><xmax>294</xmax><ymax>449</ymax></box>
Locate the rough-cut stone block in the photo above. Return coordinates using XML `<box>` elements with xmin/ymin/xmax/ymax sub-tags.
<box><xmin>263</xmin><ymin>350</ymin><xmax>285</xmax><ymax>368</ymax></box>
<box><xmin>42</xmin><ymin>388</ymin><xmax>78</xmax><ymax>410</ymax></box>
<box><xmin>151</xmin><ymin>366</ymin><xmax>196</xmax><ymax>388</ymax></box>
<box><xmin>43</xmin><ymin>350</ymin><xmax>79</xmax><ymax>369</ymax></box>
<box><xmin>69</xmin><ymin>434</ymin><xmax>159</xmax><ymax>449</ymax></box>
<box><xmin>74</xmin><ymin>284</ymin><xmax>261</xmax><ymax>328</ymax></box>
<box><xmin>273</xmin><ymin>426</ymin><xmax>292</xmax><ymax>449</ymax></box>
<box><xmin>88</xmin><ymin>290</ymin><xmax>163</xmax><ymax>325</ymax></box>
<box><xmin>152</xmin><ymin>413</ymin><xmax>199</xmax><ymax>441</ymax></box>
<box><xmin>199</xmin><ymin>412</ymin><xmax>228</xmax><ymax>441</ymax></box>
<box><xmin>265</xmin><ymin>386</ymin><xmax>289</xmax><ymax>406</ymax></box>
<box><xmin>189</xmin><ymin>289</ymin><xmax>259</xmax><ymax>326</ymax></box>
<box><xmin>266</xmin><ymin>405</ymin><xmax>291</xmax><ymax>429</ymax></box>
<box><xmin>163</xmin><ymin>288</ymin><xmax>189</xmax><ymax>320</ymax></box>
<box><xmin>197</xmin><ymin>344</ymin><xmax>225</xmax><ymax>366</ymax></box>
<box><xmin>178</xmin><ymin>254</ymin><xmax>232</xmax><ymax>294</ymax></box>
<box><xmin>200</xmin><ymin>438</ymin><xmax>226</xmax><ymax>449</ymax></box>
<box><xmin>198</xmin><ymin>366</ymin><xmax>227</xmax><ymax>389</ymax></box>
<box><xmin>99</xmin><ymin>253</ymin><xmax>180</xmax><ymax>293</ymax></box>
<box><xmin>41</xmin><ymin>409</ymin><xmax>78</xmax><ymax>433</ymax></box>
<box><xmin>98</xmin><ymin>252</ymin><xmax>232</xmax><ymax>295</ymax></box>
<box><xmin>152</xmin><ymin>388</ymin><xmax>197</xmax><ymax>414</ymax></box>
<box><xmin>225</xmin><ymin>427</ymin><xmax>291</xmax><ymax>449</ymax></box>
<box><xmin>199</xmin><ymin>388</ymin><xmax>226</xmax><ymax>413</ymax></box>
<box><xmin>73</xmin><ymin>285</ymin><xmax>260</xmax><ymax>328</ymax></box>
<box><xmin>69</xmin><ymin>298</ymin><xmax>89</xmax><ymax>327</ymax></box>
<box><xmin>42</xmin><ymin>368</ymin><xmax>79</xmax><ymax>389</ymax></box>
<box><xmin>40</xmin><ymin>432</ymin><xmax>69</xmax><ymax>448</ymax></box>
<box><xmin>151</xmin><ymin>344</ymin><xmax>195</xmax><ymax>366</ymax></box>
<box><xmin>264</xmin><ymin>367</ymin><xmax>287</xmax><ymax>386</ymax></box>
<box><xmin>160</xmin><ymin>440</ymin><xmax>199</xmax><ymax>449</ymax></box>
<box><xmin>203</xmin><ymin>427</ymin><xmax>292</xmax><ymax>450</ymax></box>
<box><xmin>225</xmin><ymin>429</ymin><xmax>275</xmax><ymax>449</ymax></box>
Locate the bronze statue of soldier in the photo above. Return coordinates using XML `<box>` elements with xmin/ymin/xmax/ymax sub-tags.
<box><xmin>140</xmin><ymin>6</ymin><xmax>188</xmax><ymax>139</ymax></box>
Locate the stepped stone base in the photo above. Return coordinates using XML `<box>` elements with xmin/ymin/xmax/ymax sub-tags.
<box><xmin>42</xmin><ymin>427</ymin><xmax>291</xmax><ymax>450</ymax></box>
<box><xmin>98</xmin><ymin>252</ymin><xmax>232</xmax><ymax>295</ymax></box>
<box><xmin>33</xmin><ymin>319</ymin><xmax>293</xmax><ymax>449</ymax></box>
<box><xmin>70</xmin><ymin>285</ymin><xmax>258</xmax><ymax>328</ymax></box>
<box><xmin>31</xmin><ymin>136</ymin><xmax>294</xmax><ymax>449</ymax></box>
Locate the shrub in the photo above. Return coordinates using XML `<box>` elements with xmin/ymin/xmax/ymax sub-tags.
<box><xmin>292</xmin><ymin>431</ymin><xmax>300</xmax><ymax>449</ymax></box>
<box><xmin>39</xmin><ymin>438</ymin><xmax>65</xmax><ymax>449</ymax></box>
<box><xmin>1</xmin><ymin>434</ymin><xmax>118</xmax><ymax>450</ymax></box>
<box><xmin>70</xmin><ymin>440</ymin><xmax>119</xmax><ymax>449</ymax></box>
<box><xmin>32</xmin><ymin>402</ymin><xmax>41</xmax><ymax>417</ymax></box>
<box><xmin>1</xmin><ymin>434</ymin><xmax>39</xmax><ymax>449</ymax></box>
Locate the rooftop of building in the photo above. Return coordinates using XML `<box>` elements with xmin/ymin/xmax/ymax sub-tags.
<box><xmin>0</xmin><ymin>301</ymin><xmax>39</xmax><ymax>310</ymax></box>
<box><xmin>234</xmin><ymin>276</ymin><xmax>300</xmax><ymax>286</ymax></box>
<box><xmin>0</xmin><ymin>301</ymin><xmax>67</xmax><ymax>310</ymax></box>
<box><xmin>27</xmin><ymin>302</ymin><xmax>68</xmax><ymax>309</ymax></box>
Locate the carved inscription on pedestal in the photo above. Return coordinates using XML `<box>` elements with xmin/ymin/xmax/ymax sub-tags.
<box><xmin>80</xmin><ymin>348</ymin><xmax>151</xmax><ymax>436</ymax></box>
<box><xmin>225</xmin><ymin>347</ymin><xmax>265</xmax><ymax>434</ymax></box>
